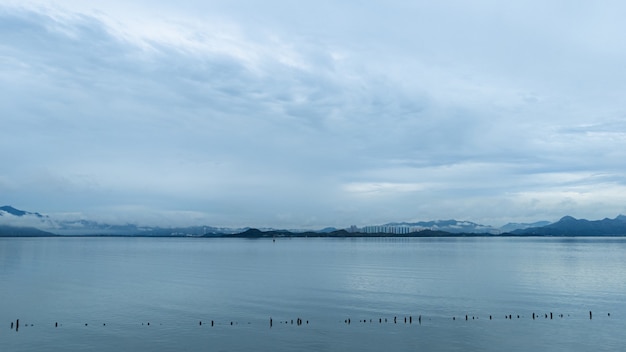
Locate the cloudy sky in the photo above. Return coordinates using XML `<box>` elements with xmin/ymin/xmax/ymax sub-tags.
<box><xmin>1</xmin><ymin>1</ymin><xmax>625</xmax><ymax>228</ymax></box>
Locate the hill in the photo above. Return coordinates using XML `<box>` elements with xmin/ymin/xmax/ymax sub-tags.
<box><xmin>225</xmin><ymin>228</ymin><xmax>470</xmax><ymax>238</ymax></box>
<box><xmin>499</xmin><ymin>221</ymin><xmax>551</xmax><ymax>232</ymax></box>
<box><xmin>512</xmin><ymin>215</ymin><xmax>626</xmax><ymax>236</ymax></box>
<box><xmin>0</xmin><ymin>225</ymin><xmax>58</xmax><ymax>237</ymax></box>
<box><xmin>384</xmin><ymin>219</ymin><xmax>498</xmax><ymax>234</ymax></box>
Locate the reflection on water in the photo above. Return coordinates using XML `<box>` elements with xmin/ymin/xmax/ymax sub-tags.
<box><xmin>1</xmin><ymin>237</ymin><xmax>625</xmax><ymax>352</ymax></box>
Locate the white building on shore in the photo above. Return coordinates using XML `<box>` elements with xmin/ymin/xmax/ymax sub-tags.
<box><xmin>351</xmin><ymin>225</ymin><xmax>428</xmax><ymax>234</ymax></box>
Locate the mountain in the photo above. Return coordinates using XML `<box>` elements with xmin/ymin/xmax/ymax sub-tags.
<box><xmin>54</xmin><ymin>219</ymin><xmax>149</xmax><ymax>236</ymax></box>
<box><xmin>0</xmin><ymin>205</ymin><xmax>44</xmax><ymax>218</ymax></box>
<box><xmin>226</xmin><ymin>228</ymin><xmax>457</xmax><ymax>238</ymax></box>
<box><xmin>499</xmin><ymin>221</ymin><xmax>551</xmax><ymax>232</ymax></box>
<box><xmin>384</xmin><ymin>219</ymin><xmax>499</xmax><ymax>234</ymax></box>
<box><xmin>512</xmin><ymin>215</ymin><xmax>626</xmax><ymax>236</ymax></box>
<box><xmin>4</xmin><ymin>205</ymin><xmax>626</xmax><ymax>237</ymax></box>
<box><xmin>0</xmin><ymin>205</ymin><xmax>243</xmax><ymax>236</ymax></box>
<box><xmin>0</xmin><ymin>225</ymin><xmax>58</xmax><ymax>237</ymax></box>
<box><xmin>0</xmin><ymin>205</ymin><xmax>56</xmax><ymax>229</ymax></box>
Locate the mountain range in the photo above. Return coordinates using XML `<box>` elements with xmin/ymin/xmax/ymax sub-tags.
<box><xmin>383</xmin><ymin>219</ymin><xmax>554</xmax><ymax>234</ymax></box>
<box><xmin>0</xmin><ymin>206</ymin><xmax>243</xmax><ymax>236</ymax></box>
<box><xmin>2</xmin><ymin>205</ymin><xmax>626</xmax><ymax>237</ymax></box>
<box><xmin>511</xmin><ymin>215</ymin><xmax>626</xmax><ymax>236</ymax></box>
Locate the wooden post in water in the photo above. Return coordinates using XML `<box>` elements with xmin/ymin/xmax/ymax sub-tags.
<box><xmin>270</xmin><ymin>317</ymin><xmax>272</xmax><ymax>328</ymax></box>
<box><xmin>589</xmin><ymin>311</ymin><xmax>592</xmax><ymax>320</ymax></box>
<box><xmin>16</xmin><ymin>319</ymin><xmax>19</xmax><ymax>332</ymax></box>
<box><xmin>410</xmin><ymin>316</ymin><xmax>412</xmax><ymax>324</ymax></box>
<box><xmin>550</xmin><ymin>313</ymin><xmax>553</xmax><ymax>319</ymax></box>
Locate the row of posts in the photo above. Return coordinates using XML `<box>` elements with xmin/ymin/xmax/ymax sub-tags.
<box><xmin>344</xmin><ymin>315</ymin><xmax>422</xmax><ymax>325</ymax></box>
<box><xmin>7</xmin><ymin>311</ymin><xmax>608</xmax><ymax>331</ymax></box>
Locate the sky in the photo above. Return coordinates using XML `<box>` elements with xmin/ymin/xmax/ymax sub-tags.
<box><xmin>1</xmin><ymin>1</ymin><xmax>626</xmax><ymax>229</ymax></box>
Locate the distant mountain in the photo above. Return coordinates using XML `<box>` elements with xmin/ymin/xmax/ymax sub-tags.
<box><xmin>499</xmin><ymin>221</ymin><xmax>551</xmax><ymax>232</ymax></box>
<box><xmin>0</xmin><ymin>225</ymin><xmax>57</xmax><ymax>237</ymax></box>
<box><xmin>226</xmin><ymin>228</ymin><xmax>458</xmax><ymax>238</ymax></box>
<box><xmin>384</xmin><ymin>219</ymin><xmax>498</xmax><ymax>234</ymax></box>
<box><xmin>0</xmin><ymin>205</ymin><xmax>243</xmax><ymax>236</ymax></box>
<box><xmin>140</xmin><ymin>226</ymin><xmax>242</xmax><ymax>237</ymax></box>
<box><xmin>0</xmin><ymin>205</ymin><xmax>44</xmax><ymax>218</ymax></box>
<box><xmin>228</xmin><ymin>228</ymin><xmax>293</xmax><ymax>238</ymax></box>
<box><xmin>53</xmin><ymin>221</ymin><xmax>244</xmax><ymax>237</ymax></box>
<box><xmin>4</xmin><ymin>205</ymin><xmax>626</xmax><ymax>237</ymax></box>
<box><xmin>53</xmin><ymin>219</ymin><xmax>150</xmax><ymax>236</ymax></box>
<box><xmin>512</xmin><ymin>215</ymin><xmax>626</xmax><ymax>236</ymax></box>
<box><xmin>0</xmin><ymin>205</ymin><xmax>56</xmax><ymax>229</ymax></box>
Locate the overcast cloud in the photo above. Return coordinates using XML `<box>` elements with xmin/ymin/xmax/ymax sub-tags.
<box><xmin>1</xmin><ymin>1</ymin><xmax>626</xmax><ymax>228</ymax></box>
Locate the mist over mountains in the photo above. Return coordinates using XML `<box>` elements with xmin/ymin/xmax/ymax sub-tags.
<box><xmin>382</xmin><ymin>220</ymin><xmax>550</xmax><ymax>234</ymax></box>
<box><xmin>0</xmin><ymin>206</ymin><xmax>241</xmax><ymax>236</ymax></box>
<box><xmin>2</xmin><ymin>205</ymin><xmax>626</xmax><ymax>237</ymax></box>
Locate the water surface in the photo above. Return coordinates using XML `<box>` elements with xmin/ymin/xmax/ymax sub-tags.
<box><xmin>1</xmin><ymin>237</ymin><xmax>624</xmax><ymax>351</ymax></box>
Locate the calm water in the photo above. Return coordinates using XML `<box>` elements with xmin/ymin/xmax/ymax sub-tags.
<box><xmin>1</xmin><ymin>237</ymin><xmax>625</xmax><ymax>351</ymax></box>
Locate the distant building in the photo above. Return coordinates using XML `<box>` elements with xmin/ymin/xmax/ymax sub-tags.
<box><xmin>347</xmin><ymin>224</ymin><xmax>430</xmax><ymax>234</ymax></box>
<box><xmin>361</xmin><ymin>225</ymin><xmax>425</xmax><ymax>234</ymax></box>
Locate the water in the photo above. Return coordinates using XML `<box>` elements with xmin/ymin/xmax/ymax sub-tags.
<box><xmin>1</xmin><ymin>236</ymin><xmax>625</xmax><ymax>351</ymax></box>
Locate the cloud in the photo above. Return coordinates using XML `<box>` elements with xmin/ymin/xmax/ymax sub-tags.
<box><xmin>1</xmin><ymin>2</ymin><xmax>626</xmax><ymax>228</ymax></box>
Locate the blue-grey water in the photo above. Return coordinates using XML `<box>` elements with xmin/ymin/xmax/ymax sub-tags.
<box><xmin>1</xmin><ymin>237</ymin><xmax>625</xmax><ymax>351</ymax></box>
